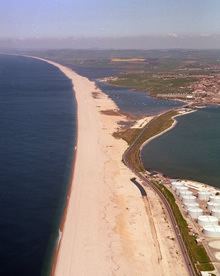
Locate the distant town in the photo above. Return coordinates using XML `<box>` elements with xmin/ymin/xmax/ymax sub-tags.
<box><xmin>93</xmin><ymin>52</ymin><xmax>220</xmax><ymax>106</ymax></box>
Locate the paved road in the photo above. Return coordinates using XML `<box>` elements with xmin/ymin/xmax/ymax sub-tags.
<box><xmin>123</xmin><ymin>135</ymin><xmax>197</xmax><ymax>275</ymax></box>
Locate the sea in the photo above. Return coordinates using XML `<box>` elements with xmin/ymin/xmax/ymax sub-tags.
<box><xmin>1</xmin><ymin>55</ymin><xmax>215</xmax><ymax>275</ymax></box>
<box><xmin>0</xmin><ymin>54</ymin><xmax>181</xmax><ymax>276</ymax></box>
<box><xmin>141</xmin><ymin>106</ymin><xmax>220</xmax><ymax>188</ymax></box>
<box><xmin>0</xmin><ymin>54</ymin><xmax>76</xmax><ymax>275</ymax></box>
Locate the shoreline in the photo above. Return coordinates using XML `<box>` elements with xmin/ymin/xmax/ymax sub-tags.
<box><xmin>138</xmin><ymin>107</ymin><xmax>220</xmax><ymax>195</ymax></box>
<box><xmin>18</xmin><ymin>54</ymin><xmax>219</xmax><ymax>273</ymax></box>
<box><xmin>122</xmin><ymin>106</ymin><xmax>217</xmax><ymax>273</ymax></box>
<box><xmin>28</xmin><ymin>56</ymin><xmax>188</xmax><ymax>275</ymax></box>
<box><xmin>99</xmin><ymin>79</ymin><xmax>187</xmax><ymax>102</ymax></box>
<box><xmin>19</xmin><ymin>55</ymin><xmax>79</xmax><ymax>275</ymax></box>
<box><xmin>140</xmin><ymin>108</ymin><xmax>197</xmax><ymax>153</ymax></box>
<box><xmin>27</xmin><ymin>56</ymin><xmax>150</xmax><ymax>275</ymax></box>
<box><xmin>101</xmin><ymin>77</ymin><xmax>220</xmax><ymax>108</ymax></box>
<box><xmin>0</xmin><ymin>53</ymin><xmax>80</xmax><ymax>275</ymax></box>
<box><xmin>0</xmin><ymin>53</ymin><xmax>217</xmax><ymax>274</ymax></box>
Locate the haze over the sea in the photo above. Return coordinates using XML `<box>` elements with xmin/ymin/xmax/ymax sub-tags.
<box><xmin>1</xmin><ymin>0</ymin><xmax>220</xmax><ymax>49</ymax></box>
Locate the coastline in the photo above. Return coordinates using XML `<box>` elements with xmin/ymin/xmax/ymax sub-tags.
<box><xmin>140</xmin><ymin>108</ymin><xmax>197</xmax><ymax>153</ymax></box>
<box><xmin>1</xmin><ymin>53</ymin><xmax>218</xmax><ymax>274</ymax></box>
<box><xmin>138</xmin><ymin>107</ymin><xmax>220</xmax><ymax>195</ymax></box>
<box><xmin>25</xmin><ymin>56</ymin><xmax>189</xmax><ymax>275</ymax></box>
<box><xmin>122</xmin><ymin>107</ymin><xmax>216</xmax><ymax>273</ymax></box>
<box><xmin>20</xmin><ymin>55</ymin><xmax>79</xmax><ymax>275</ymax></box>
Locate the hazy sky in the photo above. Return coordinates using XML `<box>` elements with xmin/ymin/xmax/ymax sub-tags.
<box><xmin>1</xmin><ymin>0</ymin><xmax>220</xmax><ymax>49</ymax></box>
<box><xmin>1</xmin><ymin>0</ymin><xmax>220</xmax><ymax>38</ymax></box>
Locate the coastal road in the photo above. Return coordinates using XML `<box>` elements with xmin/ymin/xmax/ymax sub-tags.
<box><xmin>122</xmin><ymin>138</ymin><xmax>197</xmax><ymax>276</ymax></box>
<box><xmin>136</xmin><ymin>174</ymin><xmax>196</xmax><ymax>276</ymax></box>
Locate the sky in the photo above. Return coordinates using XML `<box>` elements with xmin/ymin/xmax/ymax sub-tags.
<box><xmin>1</xmin><ymin>0</ymin><xmax>220</xmax><ymax>48</ymax></box>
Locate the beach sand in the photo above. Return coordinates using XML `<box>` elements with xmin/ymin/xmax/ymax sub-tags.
<box><xmin>30</xmin><ymin>57</ymin><xmax>188</xmax><ymax>276</ymax></box>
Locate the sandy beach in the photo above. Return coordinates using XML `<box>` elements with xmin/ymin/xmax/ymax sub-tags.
<box><xmin>28</xmin><ymin>56</ymin><xmax>188</xmax><ymax>276</ymax></box>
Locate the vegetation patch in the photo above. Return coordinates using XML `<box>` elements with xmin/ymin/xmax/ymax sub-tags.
<box><xmin>116</xmin><ymin>110</ymin><xmax>178</xmax><ymax>171</ymax></box>
<box><xmin>154</xmin><ymin>181</ymin><xmax>214</xmax><ymax>272</ymax></box>
<box><xmin>109</xmin><ymin>73</ymin><xmax>197</xmax><ymax>96</ymax></box>
<box><xmin>92</xmin><ymin>91</ymin><xmax>101</xmax><ymax>99</ymax></box>
<box><xmin>118</xmin><ymin>109</ymin><xmax>214</xmax><ymax>273</ymax></box>
<box><xmin>101</xmin><ymin>109</ymin><xmax>121</xmax><ymax>116</ymax></box>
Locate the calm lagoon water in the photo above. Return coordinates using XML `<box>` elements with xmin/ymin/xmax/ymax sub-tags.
<box><xmin>71</xmin><ymin>65</ymin><xmax>183</xmax><ymax>116</ymax></box>
<box><xmin>0</xmin><ymin>54</ymin><xmax>76</xmax><ymax>275</ymax></box>
<box><xmin>141</xmin><ymin>106</ymin><xmax>220</xmax><ymax>188</ymax></box>
<box><xmin>97</xmin><ymin>82</ymin><xmax>183</xmax><ymax>116</ymax></box>
<box><xmin>2</xmin><ymin>55</ymin><xmax>220</xmax><ymax>275</ymax></box>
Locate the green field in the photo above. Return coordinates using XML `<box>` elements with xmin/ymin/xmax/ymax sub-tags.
<box><xmin>109</xmin><ymin>73</ymin><xmax>196</xmax><ymax>96</ymax></box>
<box><xmin>21</xmin><ymin>49</ymin><xmax>220</xmax><ymax>99</ymax></box>
<box><xmin>115</xmin><ymin>110</ymin><xmax>214</xmax><ymax>273</ymax></box>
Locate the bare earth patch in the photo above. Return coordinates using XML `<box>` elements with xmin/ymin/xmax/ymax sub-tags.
<box><xmin>29</xmin><ymin>56</ymin><xmax>189</xmax><ymax>276</ymax></box>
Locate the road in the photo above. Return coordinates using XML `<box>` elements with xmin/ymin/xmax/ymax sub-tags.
<box><xmin>122</xmin><ymin>133</ymin><xmax>198</xmax><ymax>276</ymax></box>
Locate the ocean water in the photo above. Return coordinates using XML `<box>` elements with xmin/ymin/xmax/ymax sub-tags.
<box><xmin>0</xmin><ymin>55</ymin><xmax>76</xmax><ymax>275</ymax></box>
<box><xmin>141</xmin><ymin>106</ymin><xmax>220</xmax><ymax>188</ymax></box>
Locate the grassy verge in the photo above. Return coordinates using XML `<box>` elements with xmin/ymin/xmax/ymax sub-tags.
<box><xmin>117</xmin><ymin>110</ymin><xmax>214</xmax><ymax>273</ymax></box>
<box><xmin>154</xmin><ymin>181</ymin><xmax>214</xmax><ymax>272</ymax></box>
<box><xmin>115</xmin><ymin>110</ymin><xmax>178</xmax><ymax>171</ymax></box>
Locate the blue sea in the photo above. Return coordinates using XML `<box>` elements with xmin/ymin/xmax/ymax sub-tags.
<box><xmin>0</xmin><ymin>54</ymin><xmax>210</xmax><ymax>275</ymax></box>
<box><xmin>0</xmin><ymin>54</ymin><xmax>180</xmax><ymax>276</ymax></box>
<box><xmin>0</xmin><ymin>54</ymin><xmax>76</xmax><ymax>275</ymax></box>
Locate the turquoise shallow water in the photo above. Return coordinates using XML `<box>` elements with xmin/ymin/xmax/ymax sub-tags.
<box><xmin>141</xmin><ymin>106</ymin><xmax>220</xmax><ymax>188</ymax></box>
